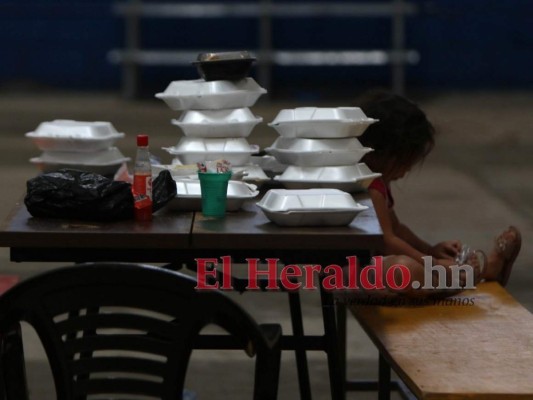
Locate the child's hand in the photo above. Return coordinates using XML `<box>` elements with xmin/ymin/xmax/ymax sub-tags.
<box><xmin>432</xmin><ymin>240</ymin><xmax>461</xmax><ymax>260</ymax></box>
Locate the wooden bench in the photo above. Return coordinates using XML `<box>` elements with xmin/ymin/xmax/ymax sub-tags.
<box><xmin>350</xmin><ymin>282</ymin><xmax>533</xmax><ymax>399</ymax></box>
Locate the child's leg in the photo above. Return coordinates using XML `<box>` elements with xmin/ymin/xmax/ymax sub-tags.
<box><xmin>341</xmin><ymin>252</ymin><xmax>489</xmax><ymax>300</ymax></box>
<box><xmin>382</xmin><ymin>255</ymin><xmax>482</xmax><ymax>298</ymax></box>
<box><xmin>382</xmin><ymin>255</ymin><xmax>426</xmax><ymax>297</ymax></box>
<box><xmin>345</xmin><ymin>255</ymin><xmax>427</xmax><ymax>298</ymax></box>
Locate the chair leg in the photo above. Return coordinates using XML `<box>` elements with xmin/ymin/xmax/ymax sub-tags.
<box><xmin>320</xmin><ymin>282</ymin><xmax>345</xmax><ymax>400</ymax></box>
<box><xmin>0</xmin><ymin>323</ymin><xmax>29</xmax><ymax>400</ymax></box>
<box><xmin>254</xmin><ymin>325</ymin><xmax>282</xmax><ymax>400</ymax></box>
<box><xmin>288</xmin><ymin>291</ymin><xmax>312</xmax><ymax>400</ymax></box>
<box><xmin>336</xmin><ymin>303</ymin><xmax>347</xmax><ymax>386</ymax></box>
<box><xmin>187</xmin><ymin>261</ymin><xmax>312</xmax><ymax>399</ymax></box>
<box><xmin>379</xmin><ymin>353</ymin><xmax>391</xmax><ymax>400</ymax></box>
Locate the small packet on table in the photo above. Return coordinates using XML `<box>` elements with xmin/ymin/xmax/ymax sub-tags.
<box><xmin>197</xmin><ymin>159</ymin><xmax>232</xmax><ymax>173</ymax></box>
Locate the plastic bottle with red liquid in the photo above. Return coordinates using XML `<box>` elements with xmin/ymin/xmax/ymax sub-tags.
<box><xmin>132</xmin><ymin>134</ymin><xmax>153</xmax><ymax>221</ymax></box>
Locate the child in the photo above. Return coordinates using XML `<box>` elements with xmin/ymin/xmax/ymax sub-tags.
<box><xmin>357</xmin><ymin>90</ymin><xmax>521</xmax><ymax>298</ymax></box>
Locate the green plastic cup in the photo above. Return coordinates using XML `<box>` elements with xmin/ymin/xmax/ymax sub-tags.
<box><xmin>198</xmin><ymin>171</ymin><xmax>232</xmax><ymax>217</ymax></box>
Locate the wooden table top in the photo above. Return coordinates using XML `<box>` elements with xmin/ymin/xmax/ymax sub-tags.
<box><xmin>191</xmin><ymin>195</ymin><xmax>383</xmax><ymax>263</ymax></box>
<box><xmin>351</xmin><ymin>282</ymin><xmax>533</xmax><ymax>399</ymax></box>
<box><xmin>0</xmin><ymin>201</ymin><xmax>193</xmax><ymax>250</ymax></box>
<box><xmin>0</xmin><ymin>193</ymin><xmax>383</xmax><ymax>263</ymax></box>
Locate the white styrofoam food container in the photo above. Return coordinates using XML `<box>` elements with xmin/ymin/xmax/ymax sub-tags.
<box><xmin>265</xmin><ymin>137</ymin><xmax>372</xmax><ymax>166</ymax></box>
<box><xmin>25</xmin><ymin>120</ymin><xmax>125</xmax><ymax>152</ymax></box>
<box><xmin>274</xmin><ymin>163</ymin><xmax>381</xmax><ymax>192</ymax></box>
<box><xmin>249</xmin><ymin>155</ymin><xmax>288</xmax><ymax>177</ymax></box>
<box><xmin>171</xmin><ymin>108</ymin><xmax>262</xmax><ymax>138</ymax></box>
<box><xmin>155</xmin><ymin>78</ymin><xmax>267</xmax><ymax>110</ymax></box>
<box><xmin>163</xmin><ymin>138</ymin><xmax>259</xmax><ymax>166</ymax></box>
<box><xmin>168</xmin><ymin>180</ymin><xmax>259</xmax><ymax>211</ymax></box>
<box><xmin>152</xmin><ymin>163</ymin><xmax>198</xmax><ymax>178</ymax></box>
<box><xmin>257</xmin><ymin>188</ymin><xmax>369</xmax><ymax>226</ymax></box>
<box><xmin>30</xmin><ymin>147</ymin><xmax>130</xmax><ymax>175</ymax></box>
<box><xmin>268</xmin><ymin>107</ymin><xmax>377</xmax><ymax>138</ymax></box>
<box><xmin>152</xmin><ymin>163</ymin><xmax>269</xmax><ymax>185</ymax></box>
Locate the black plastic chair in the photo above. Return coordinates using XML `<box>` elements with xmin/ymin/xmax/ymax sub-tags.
<box><xmin>0</xmin><ymin>263</ymin><xmax>282</xmax><ymax>400</ymax></box>
<box><xmin>192</xmin><ymin>262</ymin><xmax>313</xmax><ymax>400</ymax></box>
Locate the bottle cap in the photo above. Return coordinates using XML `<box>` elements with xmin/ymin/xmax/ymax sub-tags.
<box><xmin>137</xmin><ymin>134</ymin><xmax>149</xmax><ymax>147</ymax></box>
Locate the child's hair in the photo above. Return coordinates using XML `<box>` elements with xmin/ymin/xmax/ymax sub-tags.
<box><xmin>357</xmin><ymin>90</ymin><xmax>435</xmax><ymax>177</ymax></box>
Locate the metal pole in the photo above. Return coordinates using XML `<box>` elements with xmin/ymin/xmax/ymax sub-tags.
<box><xmin>123</xmin><ymin>0</ymin><xmax>141</xmax><ymax>98</ymax></box>
<box><xmin>258</xmin><ymin>0</ymin><xmax>273</xmax><ymax>97</ymax></box>
<box><xmin>391</xmin><ymin>0</ymin><xmax>406</xmax><ymax>95</ymax></box>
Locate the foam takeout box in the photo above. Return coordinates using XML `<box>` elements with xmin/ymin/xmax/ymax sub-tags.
<box><xmin>265</xmin><ymin>137</ymin><xmax>372</xmax><ymax>167</ymax></box>
<box><xmin>268</xmin><ymin>107</ymin><xmax>378</xmax><ymax>138</ymax></box>
<box><xmin>155</xmin><ymin>78</ymin><xmax>267</xmax><ymax>110</ymax></box>
<box><xmin>168</xmin><ymin>179</ymin><xmax>259</xmax><ymax>211</ymax></box>
<box><xmin>30</xmin><ymin>147</ymin><xmax>130</xmax><ymax>175</ymax></box>
<box><xmin>257</xmin><ymin>188</ymin><xmax>369</xmax><ymax>226</ymax></box>
<box><xmin>274</xmin><ymin>163</ymin><xmax>381</xmax><ymax>192</ymax></box>
<box><xmin>26</xmin><ymin>120</ymin><xmax>125</xmax><ymax>152</ymax></box>
<box><xmin>171</xmin><ymin>108</ymin><xmax>262</xmax><ymax>138</ymax></box>
<box><xmin>163</xmin><ymin>138</ymin><xmax>259</xmax><ymax>166</ymax></box>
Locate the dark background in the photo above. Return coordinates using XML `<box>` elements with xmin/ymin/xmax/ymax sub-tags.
<box><xmin>1</xmin><ymin>0</ymin><xmax>532</xmax><ymax>99</ymax></box>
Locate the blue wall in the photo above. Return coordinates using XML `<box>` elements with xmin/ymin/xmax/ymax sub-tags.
<box><xmin>0</xmin><ymin>0</ymin><xmax>532</xmax><ymax>96</ymax></box>
<box><xmin>409</xmin><ymin>1</ymin><xmax>533</xmax><ymax>88</ymax></box>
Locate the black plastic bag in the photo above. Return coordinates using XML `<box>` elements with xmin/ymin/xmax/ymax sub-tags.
<box><xmin>151</xmin><ymin>170</ymin><xmax>178</xmax><ymax>213</ymax></box>
<box><xmin>24</xmin><ymin>169</ymin><xmax>177</xmax><ymax>221</ymax></box>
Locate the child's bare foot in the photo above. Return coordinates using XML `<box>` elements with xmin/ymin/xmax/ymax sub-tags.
<box><xmin>483</xmin><ymin>226</ymin><xmax>522</xmax><ymax>286</ymax></box>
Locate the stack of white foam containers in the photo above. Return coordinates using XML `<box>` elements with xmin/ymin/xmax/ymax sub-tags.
<box><xmin>26</xmin><ymin>119</ymin><xmax>129</xmax><ymax>176</ymax></box>
<box><xmin>266</xmin><ymin>107</ymin><xmax>381</xmax><ymax>192</ymax></box>
<box><xmin>154</xmin><ymin>78</ymin><xmax>273</xmax><ymax>193</ymax></box>
<box><xmin>153</xmin><ymin>60</ymin><xmax>270</xmax><ymax>211</ymax></box>
<box><xmin>155</xmin><ymin>78</ymin><xmax>267</xmax><ymax>171</ymax></box>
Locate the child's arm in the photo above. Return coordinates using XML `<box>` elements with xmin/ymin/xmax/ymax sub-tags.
<box><xmin>391</xmin><ymin>213</ymin><xmax>434</xmax><ymax>254</ymax></box>
<box><xmin>369</xmin><ymin>188</ymin><xmax>428</xmax><ymax>260</ymax></box>
<box><xmin>370</xmin><ymin>188</ymin><xmax>460</xmax><ymax>261</ymax></box>
<box><xmin>394</xmin><ymin>216</ymin><xmax>460</xmax><ymax>259</ymax></box>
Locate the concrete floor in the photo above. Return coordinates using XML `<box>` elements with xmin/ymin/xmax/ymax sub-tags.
<box><xmin>0</xmin><ymin>89</ymin><xmax>532</xmax><ymax>399</ymax></box>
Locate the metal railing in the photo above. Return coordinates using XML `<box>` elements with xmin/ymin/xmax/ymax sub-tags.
<box><xmin>109</xmin><ymin>0</ymin><xmax>419</xmax><ymax>98</ymax></box>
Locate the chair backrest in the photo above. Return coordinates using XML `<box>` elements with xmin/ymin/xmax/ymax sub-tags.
<box><xmin>0</xmin><ymin>263</ymin><xmax>279</xmax><ymax>400</ymax></box>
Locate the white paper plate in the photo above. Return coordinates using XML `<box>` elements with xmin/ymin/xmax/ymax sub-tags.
<box><xmin>273</xmin><ymin>163</ymin><xmax>381</xmax><ymax>192</ymax></box>
<box><xmin>269</xmin><ymin>107</ymin><xmax>377</xmax><ymax>138</ymax></box>
<box><xmin>26</xmin><ymin>120</ymin><xmax>125</xmax><ymax>152</ymax></box>
<box><xmin>155</xmin><ymin>78</ymin><xmax>267</xmax><ymax>110</ymax></box>
<box><xmin>168</xmin><ymin>179</ymin><xmax>259</xmax><ymax>211</ymax></box>
<box><xmin>257</xmin><ymin>189</ymin><xmax>368</xmax><ymax>226</ymax></box>
<box><xmin>265</xmin><ymin>138</ymin><xmax>372</xmax><ymax>166</ymax></box>
<box><xmin>171</xmin><ymin>108</ymin><xmax>262</xmax><ymax>138</ymax></box>
<box><xmin>163</xmin><ymin>138</ymin><xmax>259</xmax><ymax>166</ymax></box>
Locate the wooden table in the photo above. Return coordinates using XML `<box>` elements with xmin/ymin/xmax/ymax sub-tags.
<box><xmin>0</xmin><ymin>195</ymin><xmax>382</xmax><ymax>264</ymax></box>
<box><xmin>0</xmin><ymin>193</ymin><xmax>384</xmax><ymax>400</ymax></box>
<box><xmin>191</xmin><ymin>195</ymin><xmax>382</xmax><ymax>263</ymax></box>
<box><xmin>0</xmin><ymin>200</ymin><xmax>194</xmax><ymax>263</ymax></box>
